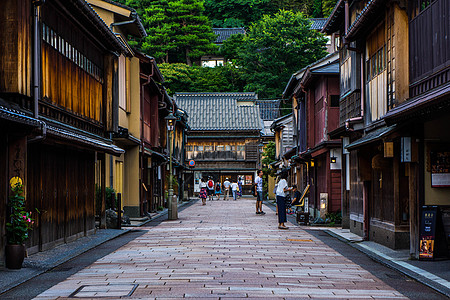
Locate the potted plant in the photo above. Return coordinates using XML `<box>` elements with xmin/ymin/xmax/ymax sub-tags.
<box><xmin>5</xmin><ymin>180</ymin><xmax>33</xmax><ymax>269</ymax></box>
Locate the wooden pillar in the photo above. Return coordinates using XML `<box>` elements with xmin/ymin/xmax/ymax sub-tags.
<box><xmin>99</xmin><ymin>153</ymin><xmax>106</xmax><ymax>229</ymax></box>
<box><xmin>409</xmin><ymin>162</ymin><xmax>419</xmax><ymax>258</ymax></box>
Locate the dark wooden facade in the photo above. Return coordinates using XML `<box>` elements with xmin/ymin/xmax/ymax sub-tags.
<box><xmin>0</xmin><ymin>0</ymin><xmax>125</xmax><ymax>263</ymax></box>
<box><xmin>382</xmin><ymin>0</ymin><xmax>450</xmax><ymax>257</ymax></box>
<box><xmin>322</xmin><ymin>0</ymin><xmax>450</xmax><ymax>254</ymax></box>
<box><xmin>284</xmin><ymin>53</ymin><xmax>341</xmax><ymax>218</ymax></box>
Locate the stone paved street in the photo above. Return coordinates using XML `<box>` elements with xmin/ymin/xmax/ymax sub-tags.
<box><xmin>34</xmin><ymin>198</ymin><xmax>407</xmax><ymax>299</ymax></box>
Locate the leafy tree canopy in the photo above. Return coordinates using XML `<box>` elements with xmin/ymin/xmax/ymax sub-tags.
<box><xmin>205</xmin><ymin>0</ymin><xmax>339</xmax><ymax>27</ymax></box>
<box><xmin>159</xmin><ymin>63</ymin><xmax>245</xmax><ymax>95</ymax></box>
<box><xmin>115</xmin><ymin>0</ymin><xmax>216</xmax><ymax>65</ymax></box>
<box><xmin>226</xmin><ymin>10</ymin><xmax>327</xmax><ymax>98</ymax></box>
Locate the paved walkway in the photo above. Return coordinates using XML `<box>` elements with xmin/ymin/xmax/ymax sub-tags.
<box><xmin>34</xmin><ymin>199</ymin><xmax>408</xmax><ymax>299</ymax></box>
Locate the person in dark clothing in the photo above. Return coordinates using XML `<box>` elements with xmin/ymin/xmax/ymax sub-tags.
<box><xmin>289</xmin><ymin>185</ymin><xmax>303</xmax><ymax>213</ymax></box>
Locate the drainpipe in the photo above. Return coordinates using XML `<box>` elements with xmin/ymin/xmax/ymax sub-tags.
<box><xmin>33</xmin><ymin>1</ymin><xmax>44</xmax><ymax>118</ymax></box>
<box><xmin>344</xmin><ymin>1</ymin><xmax>349</xmax><ymax>44</ymax></box>
<box><xmin>29</xmin><ymin>1</ymin><xmax>47</xmax><ymax>143</ymax></box>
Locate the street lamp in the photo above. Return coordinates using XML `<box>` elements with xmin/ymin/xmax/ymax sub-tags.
<box><xmin>165</xmin><ymin>112</ymin><xmax>178</xmax><ymax>220</ymax></box>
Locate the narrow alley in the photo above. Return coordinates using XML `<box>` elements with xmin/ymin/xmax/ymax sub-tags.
<box><xmin>21</xmin><ymin>198</ymin><xmax>441</xmax><ymax>299</ymax></box>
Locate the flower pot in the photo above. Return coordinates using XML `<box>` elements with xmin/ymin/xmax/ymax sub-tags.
<box><xmin>5</xmin><ymin>244</ymin><xmax>25</xmax><ymax>269</ymax></box>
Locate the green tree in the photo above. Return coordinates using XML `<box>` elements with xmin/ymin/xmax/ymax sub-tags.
<box><xmin>170</xmin><ymin>0</ymin><xmax>217</xmax><ymax>66</ymax></box>
<box><xmin>229</xmin><ymin>10</ymin><xmax>327</xmax><ymax>98</ymax></box>
<box><xmin>322</xmin><ymin>0</ymin><xmax>339</xmax><ymax>17</ymax></box>
<box><xmin>204</xmin><ymin>0</ymin><xmax>276</xmax><ymax>28</ymax></box>
<box><xmin>115</xmin><ymin>0</ymin><xmax>216</xmax><ymax>65</ymax></box>
<box><xmin>159</xmin><ymin>63</ymin><xmax>245</xmax><ymax>95</ymax></box>
<box><xmin>261</xmin><ymin>141</ymin><xmax>276</xmax><ymax>177</ymax></box>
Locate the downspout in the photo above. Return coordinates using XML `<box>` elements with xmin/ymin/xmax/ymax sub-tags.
<box><xmin>344</xmin><ymin>1</ymin><xmax>349</xmax><ymax>44</ymax></box>
<box><xmin>33</xmin><ymin>1</ymin><xmax>44</xmax><ymax>118</ymax></box>
<box><xmin>29</xmin><ymin>1</ymin><xmax>47</xmax><ymax>143</ymax></box>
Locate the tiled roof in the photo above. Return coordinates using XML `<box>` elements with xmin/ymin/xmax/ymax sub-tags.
<box><xmin>213</xmin><ymin>28</ymin><xmax>245</xmax><ymax>44</ymax></box>
<box><xmin>256</xmin><ymin>100</ymin><xmax>281</xmax><ymax>121</ymax></box>
<box><xmin>174</xmin><ymin>93</ymin><xmax>262</xmax><ymax>131</ymax></box>
<box><xmin>309</xmin><ymin>18</ymin><xmax>327</xmax><ymax>30</ymax></box>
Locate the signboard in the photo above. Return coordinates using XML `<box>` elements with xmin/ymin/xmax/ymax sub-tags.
<box><xmin>419</xmin><ymin>206</ymin><xmax>438</xmax><ymax>259</ymax></box>
<box><xmin>189</xmin><ymin>160</ymin><xmax>195</xmax><ymax>167</ymax></box>
<box><xmin>401</xmin><ymin>137</ymin><xmax>411</xmax><ymax>162</ymax></box>
<box><xmin>430</xmin><ymin>151</ymin><xmax>450</xmax><ymax>187</ymax></box>
<box><xmin>384</xmin><ymin>142</ymin><xmax>394</xmax><ymax>158</ymax></box>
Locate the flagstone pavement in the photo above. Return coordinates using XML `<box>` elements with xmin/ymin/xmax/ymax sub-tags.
<box><xmin>34</xmin><ymin>199</ymin><xmax>407</xmax><ymax>299</ymax></box>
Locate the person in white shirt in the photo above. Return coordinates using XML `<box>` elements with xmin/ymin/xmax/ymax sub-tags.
<box><xmin>276</xmin><ymin>172</ymin><xmax>292</xmax><ymax>229</ymax></box>
<box><xmin>223</xmin><ymin>178</ymin><xmax>231</xmax><ymax>200</ymax></box>
<box><xmin>199</xmin><ymin>178</ymin><xmax>207</xmax><ymax>205</ymax></box>
<box><xmin>231</xmin><ymin>179</ymin><xmax>239</xmax><ymax>201</ymax></box>
<box><xmin>255</xmin><ymin>170</ymin><xmax>265</xmax><ymax>215</ymax></box>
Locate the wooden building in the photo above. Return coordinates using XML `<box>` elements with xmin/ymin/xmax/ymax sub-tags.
<box><xmin>0</xmin><ymin>0</ymin><xmax>126</xmax><ymax>262</ymax></box>
<box><xmin>283</xmin><ymin>52</ymin><xmax>341</xmax><ymax>218</ymax></box>
<box><xmin>323</xmin><ymin>0</ymin><xmax>414</xmax><ymax>250</ymax></box>
<box><xmin>383</xmin><ymin>0</ymin><xmax>450</xmax><ymax>258</ymax></box>
<box><xmin>270</xmin><ymin>113</ymin><xmax>295</xmax><ymax>176</ymax></box>
<box><xmin>87</xmin><ymin>0</ymin><xmax>147</xmax><ymax>219</ymax></box>
<box><xmin>175</xmin><ymin>93</ymin><xmax>262</xmax><ymax>196</ymax></box>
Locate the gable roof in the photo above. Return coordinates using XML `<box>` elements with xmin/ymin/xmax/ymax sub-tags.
<box><xmin>309</xmin><ymin>18</ymin><xmax>328</xmax><ymax>30</ymax></box>
<box><xmin>213</xmin><ymin>28</ymin><xmax>246</xmax><ymax>44</ymax></box>
<box><xmin>174</xmin><ymin>93</ymin><xmax>262</xmax><ymax>132</ymax></box>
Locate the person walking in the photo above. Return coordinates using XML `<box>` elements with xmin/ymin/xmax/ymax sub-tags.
<box><xmin>207</xmin><ymin>177</ymin><xmax>215</xmax><ymax>201</ymax></box>
<box><xmin>276</xmin><ymin>172</ymin><xmax>291</xmax><ymax>229</ymax></box>
<box><xmin>231</xmin><ymin>179</ymin><xmax>238</xmax><ymax>201</ymax></box>
<box><xmin>223</xmin><ymin>178</ymin><xmax>231</xmax><ymax>200</ymax></box>
<box><xmin>199</xmin><ymin>178</ymin><xmax>207</xmax><ymax>205</ymax></box>
<box><xmin>215</xmin><ymin>181</ymin><xmax>222</xmax><ymax>200</ymax></box>
<box><xmin>237</xmin><ymin>177</ymin><xmax>242</xmax><ymax>198</ymax></box>
<box><xmin>255</xmin><ymin>170</ymin><xmax>265</xmax><ymax>215</ymax></box>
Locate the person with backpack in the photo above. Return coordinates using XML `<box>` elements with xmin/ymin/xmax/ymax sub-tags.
<box><xmin>215</xmin><ymin>181</ymin><xmax>222</xmax><ymax>200</ymax></box>
<box><xmin>207</xmin><ymin>177</ymin><xmax>215</xmax><ymax>201</ymax></box>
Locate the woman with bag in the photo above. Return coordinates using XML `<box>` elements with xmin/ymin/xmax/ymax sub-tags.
<box><xmin>276</xmin><ymin>172</ymin><xmax>292</xmax><ymax>229</ymax></box>
<box><xmin>199</xmin><ymin>178</ymin><xmax>207</xmax><ymax>205</ymax></box>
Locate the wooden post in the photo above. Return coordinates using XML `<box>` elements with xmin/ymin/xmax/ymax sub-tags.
<box><xmin>409</xmin><ymin>162</ymin><xmax>419</xmax><ymax>258</ymax></box>
<box><xmin>117</xmin><ymin>193</ymin><xmax>122</xmax><ymax>230</ymax></box>
<box><xmin>99</xmin><ymin>153</ymin><xmax>106</xmax><ymax>229</ymax></box>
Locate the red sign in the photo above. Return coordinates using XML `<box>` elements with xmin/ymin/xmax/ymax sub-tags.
<box><xmin>189</xmin><ymin>160</ymin><xmax>195</xmax><ymax>167</ymax></box>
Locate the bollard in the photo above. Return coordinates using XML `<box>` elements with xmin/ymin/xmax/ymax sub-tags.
<box><xmin>117</xmin><ymin>193</ymin><xmax>122</xmax><ymax>229</ymax></box>
<box><xmin>169</xmin><ymin>194</ymin><xmax>178</xmax><ymax>220</ymax></box>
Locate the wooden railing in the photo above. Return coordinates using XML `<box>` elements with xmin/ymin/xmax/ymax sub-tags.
<box><xmin>339</xmin><ymin>90</ymin><xmax>361</xmax><ymax>126</ymax></box>
<box><xmin>409</xmin><ymin>0</ymin><xmax>450</xmax><ymax>96</ymax></box>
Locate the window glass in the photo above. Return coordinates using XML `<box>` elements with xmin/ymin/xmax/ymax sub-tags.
<box><xmin>225</xmin><ymin>145</ymin><xmax>231</xmax><ymax>151</ymax></box>
<box><xmin>216</xmin><ymin>145</ymin><xmax>224</xmax><ymax>151</ymax></box>
<box><xmin>204</xmin><ymin>145</ymin><xmax>213</xmax><ymax>151</ymax></box>
<box><xmin>330</xmin><ymin>95</ymin><xmax>340</xmax><ymax>107</ymax></box>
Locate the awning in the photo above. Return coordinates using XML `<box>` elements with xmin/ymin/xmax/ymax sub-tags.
<box><xmin>143</xmin><ymin>147</ymin><xmax>168</xmax><ymax>161</ymax></box>
<box><xmin>346</xmin><ymin>125</ymin><xmax>397</xmax><ymax>150</ymax></box>
<box><xmin>47</xmin><ymin>125</ymin><xmax>124</xmax><ymax>155</ymax></box>
<box><xmin>0</xmin><ymin>105</ymin><xmax>43</xmax><ymax>128</ymax></box>
<box><xmin>384</xmin><ymin>82</ymin><xmax>450</xmax><ymax>124</ymax></box>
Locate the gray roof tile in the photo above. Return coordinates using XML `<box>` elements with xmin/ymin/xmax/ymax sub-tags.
<box><xmin>174</xmin><ymin>93</ymin><xmax>262</xmax><ymax>132</ymax></box>
<box><xmin>213</xmin><ymin>28</ymin><xmax>246</xmax><ymax>44</ymax></box>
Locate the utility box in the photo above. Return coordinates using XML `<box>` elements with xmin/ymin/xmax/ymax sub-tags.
<box><xmin>319</xmin><ymin>193</ymin><xmax>328</xmax><ymax>219</ymax></box>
